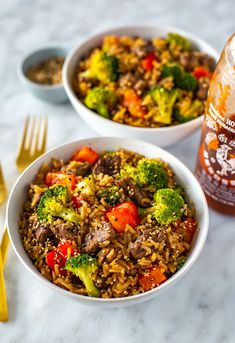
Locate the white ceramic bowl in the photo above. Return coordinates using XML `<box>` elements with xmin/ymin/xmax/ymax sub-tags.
<box><xmin>63</xmin><ymin>25</ymin><xmax>219</xmax><ymax>147</ymax></box>
<box><xmin>7</xmin><ymin>137</ymin><xmax>209</xmax><ymax>307</ymax></box>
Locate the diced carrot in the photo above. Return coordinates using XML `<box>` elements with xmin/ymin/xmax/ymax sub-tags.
<box><xmin>174</xmin><ymin>217</ymin><xmax>197</xmax><ymax>244</ymax></box>
<box><xmin>123</xmin><ymin>89</ymin><xmax>147</xmax><ymax>118</ymax></box>
<box><xmin>183</xmin><ymin>217</ymin><xmax>197</xmax><ymax>243</ymax></box>
<box><xmin>138</xmin><ymin>266</ymin><xmax>167</xmax><ymax>291</ymax></box>
<box><xmin>72</xmin><ymin>146</ymin><xmax>99</xmax><ymax>164</ymax></box>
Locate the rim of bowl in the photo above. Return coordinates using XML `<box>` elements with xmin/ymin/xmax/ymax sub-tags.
<box><xmin>18</xmin><ymin>45</ymin><xmax>69</xmax><ymax>90</ymax></box>
<box><xmin>63</xmin><ymin>24</ymin><xmax>219</xmax><ymax>132</ymax></box>
<box><xmin>6</xmin><ymin>136</ymin><xmax>209</xmax><ymax>304</ymax></box>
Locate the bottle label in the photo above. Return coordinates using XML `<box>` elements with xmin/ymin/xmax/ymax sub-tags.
<box><xmin>196</xmin><ymin>102</ymin><xmax>235</xmax><ymax>207</ymax></box>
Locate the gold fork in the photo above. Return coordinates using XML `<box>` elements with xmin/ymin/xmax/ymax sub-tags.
<box><xmin>16</xmin><ymin>116</ymin><xmax>47</xmax><ymax>173</ymax></box>
<box><xmin>0</xmin><ymin>162</ymin><xmax>7</xmax><ymax>205</ymax></box>
<box><xmin>0</xmin><ymin>163</ymin><xmax>7</xmax><ymax>322</ymax></box>
<box><xmin>0</xmin><ymin>116</ymin><xmax>47</xmax><ymax>322</ymax></box>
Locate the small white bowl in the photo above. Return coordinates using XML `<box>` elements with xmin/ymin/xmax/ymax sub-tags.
<box><xmin>63</xmin><ymin>25</ymin><xmax>219</xmax><ymax>147</ymax></box>
<box><xmin>7</xmin><ymin>137</ymin><xmax>209</xmax><ymax>307</ymax></box>
<box><xmin>18</xmin><ymin>46</ymin><xmax>69</xmax><ymax>103</ymax></box>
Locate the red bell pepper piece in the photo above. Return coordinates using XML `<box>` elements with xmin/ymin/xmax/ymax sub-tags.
<box><xmin>142</xmin><ymin>52</ymin><xmax>156</xmax><ymax>71</ymax></box>
<box><xmin>72</xmin><ymin>194</ymin><xmax>84</xmax><ymax>209</ymax></box>
<box><xmin>106</xmin><ymin>201</ymin><xmax>141</xmax><ymax>233</ymax></box>
<box><xmin>192</xmin><ymin>66</ymin><xmax>212</xmax><ymax>79</ymax></box>
<box><xmin>45</xmin><ymin>172</ymin><xmax>77</xmax><ymax>190</ymax></box>
<box><xmin>46</xmin><ymin>241</ymin><xmax>79</xmax><ymax>276</ymax></box>
<box><xmin>46</xmin><ymin>250</ymin><xmax>67</xmax><ymax>276</ymax></box>
<box><xmin>123</xmin><ymin>89</ymin><xmax>147</xmax><ymax>118</ymax></box>
<box><xmin>138</xmin><ymin>266</ymin><xmax>167</xmax><ymax>291</ymax></box>
<box><xmin>57</xmin><ymin>241</ymin><xmax>79</xmax><ymax>258</ymax></box>
<box><xmin>72</xmin><ymin>146</ymin><xmax>99</xmax><ymax>164</ymax></box>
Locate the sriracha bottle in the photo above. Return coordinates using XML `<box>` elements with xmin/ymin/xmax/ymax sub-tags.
<box><xmin>195</xmin><ymin>33</ymin><xmax>235</xmax><ymax>215</ymax></box>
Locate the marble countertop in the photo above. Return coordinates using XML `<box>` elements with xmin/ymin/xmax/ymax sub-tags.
<box><xmin>1</xmin><ymin>0</ymin><xmax>235</xmax><ymax>342</ymax></box>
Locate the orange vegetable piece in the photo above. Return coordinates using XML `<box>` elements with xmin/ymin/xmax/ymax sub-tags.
<box><xmin>183</xmin><ymin>218</ymin><xmax>197</xmax><ymax>244</ymax></box>
<box><xmin>123</xmin><ymin>89</ymin><xmax>147</xmax><ymax>118</ymax></box>
<box><xmin>72</xmin><ymin>146</ymin><xmax>99</xmax><ymax>164</ymax></box>
<box><xmin>192</xmin><ymin>66</ymin><xmax>212</xmax><ymax>79</ymax></box>
<box><xmin>45</xmin><ymin>172</ymin><xmax>77</xmax><ymax>190</ymax></box>
<box><xmin>142</xmin><ymin>52</ymin><xmax>156</xmax><ymax>71</ymax></box>
<box><xmin>139</xmin><ymin>266</ymin><xmax>167</xmax><ymax>291</ymax></box>
<box><xmin>106</xmin><ymin>201</ymin><xmax>141</xmax><ymax>233</ymax></box>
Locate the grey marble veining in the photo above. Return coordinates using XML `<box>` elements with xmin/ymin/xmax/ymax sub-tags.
<box><xmin>0</xmin><ymin>0</ymin><xmax>235</xmax><ymax>342</ymax></box>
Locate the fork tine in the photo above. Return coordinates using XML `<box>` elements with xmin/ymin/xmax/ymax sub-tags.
<box><xmin>35</xmin><ymin>116</ymin><xmax>44</xmax><ymax>151</ymax></box>
<box><xmin>28</xmin><ymin>117</ymin><xmax>37</xmax><ymax>155</ymax></box>
<box><xmin>39</xmin><ymin>117</ymin><xmax>47</xmax><ymax>153</ymax></box>
<box><xmin>30</xmin><ymin>116</ymin><xmax>40</xmax><ymax>156</ymax></box>
<box><xmin>16</xmin><ymin>116</ymin><xmax>48</xmax><ymax>172</ymax></box>
<box><xmin>17</xmin><ymin>116</ymin><xmax>30</xmax><ymax>157</ymax></box>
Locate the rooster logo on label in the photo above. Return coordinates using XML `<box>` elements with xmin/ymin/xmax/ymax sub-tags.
<box><xmin>216</xmin><ymin>144</ymin><xmax>235</xmax><ymax>176</ymax></box>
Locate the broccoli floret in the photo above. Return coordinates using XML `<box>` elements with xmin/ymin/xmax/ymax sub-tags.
<box><xmin>166</xmin><ymin>32</ymin><xmax>191</xmax><ymax>51</ymax></box>
<box><xmin>177</xmin><ymin>73</ymin><xmax>198</xmax><ymax>92</ymax></box>
<box><xmin>172</xmin><ymin>184</ymin><xmax>186</xmax><ymax>198</ymax></box>
<box><xmin>135</xmin><ymin>158</ymin><xmax>168</xmax><ymax>190</ymax></box>
<box><xmin>84</xmin><ymin>87</ymin><xmax>117</xmax><ymax>118</ymax></box>
<box><xmin>162</xmin><ymin>64</ymin><xmax>182</xmax><ymax>82</ymax></box>
<box><xmin>174</xmin><ymin>98</ymin><xmax>204</xmax><ymax>123</ymax></box>
<box><xmin>150</xmin><ymin>87</ymin><xmax>179</xmax><ymax>125</ymax></box>
<box><xmin>77</xmin><ymin>175</ymin><xmax>95</xmax><ymax>196</ymax></box>
<box><xmin>37</xmin><ymin>185</ymin><xmax>80</xmax><ymax>224</ymax></box>
<box><xmin>119</xmin><ymin>163</ymin><xmax>136</xmax><ymax>179</ymax></box>
<box><xmin>66</xmin><ymin>254</ymin><xmax>100</xmax><ymax>297</ymax></box>
<box><xmin>153</xmin><ymin>188</ymin><xmax>185</xmax><ymax>225</ymax></box>
<box><xmin>98</xmin><ymin>185</ymin><xmax>121</xmax><ymax>205</ymax></box>
<box><xmin>162</xmin><ymin>64</ymin><xmax>198</xmax><ymax>92</ymax></box>
<box><xmin>176</xmin><ymin>256</ymin><xmax>187</xmax><ymax>271</ymax></box>
<box><xmin>81</xmin><ymin>50</ymin><xmax>119</xmax><ymax>83</ymax></box>
<box><xmin>119</xmin><ymin>159</ymin><xmax>168</xmax><ymax>192</ymax></box>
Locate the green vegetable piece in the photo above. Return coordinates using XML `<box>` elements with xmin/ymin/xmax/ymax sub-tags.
<box><xmin>173</xmin><ymin>184</ymin><xmax>186</xmax><ymax>198</ymax></box>
<box><xmin>81</xmin><ymin>50</ymin><xmax>119</xmax><ymax>83</ymax></box>
<box><xmin>150</xmin><ymin>87</ymin><xmax>179</xmax><ymax>125</ymax></box>
<box><xmin>177</xmin><ymin>73</ymin><xmax>198</xmax><ymax>92</ymax></box>
<box><xmin>76</xmin><ymin>175</ymin><xmax>96</xmax><ymax>196</ymax></box>
<box><xmin>153</xmin><ymin>188</ymin><xmax>185</xmax><ymax>225</ymax></box>
<box><xmin>136</xmin><ymin>158</ymin><xmax>168</xmax><ymax>190</ymax></box>
<box><xmin>84</xmin><ymin>86</ymin><xmax>117</xmax><ymax>118</ymax></box>
<box><xmin>138</xmin><ymin>207</ymin><xmax>147</xmax><ymax>217</ymax></box>
<box><xmin>174</xmin><ymin>99</ymin><xmax>204</xmax><ymax>123</ymax></box>
<box><xmin>166</xmin><ymin>33</ymin><xmax>191</xmax><ymax>51</ymax></box>
<box><xmin>119</xmin><ymin>163</ymin><xmax>136</xmax><ymax>180</ymax></box>
<box><xmin>176</xmin><ymin>256</ymin><xmax>187</xmax><ymax>271</ymax></box>
<box><xmin>162</xmin><ymin>64</ymin><xmax>198</xmax><ymax>92</ymax></box>
<box><xmin>98</xmin><ymin>185</ymin><xmax>121</xmax><ymax>205</ymax></box>
<box><xmin>37</xmin><ymin>185</ymin><xmax>80</xmax><ymax>224</ymax></box>
<box><xmin>65</xmin><ymin>254</ymin><xmax>100</xmax><ymax>297</ymax></box>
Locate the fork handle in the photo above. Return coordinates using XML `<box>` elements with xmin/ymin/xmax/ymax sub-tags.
<box><xmin>0</xmin><ymin>248</ymin><xmax>8</xmax><ymax>322</ymax></box>
<box><xmin>1</xmin><ymin>226</ymin><xmax>10</xmax><ymax>267</ymax></box>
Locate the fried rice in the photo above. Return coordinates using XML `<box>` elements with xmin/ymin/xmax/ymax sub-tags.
<box><xmin>73</xmin><ymin>33</ymin><xmax>215</xmax><ymax>128</ymax></box>
<box><xmin>19</xmin><ymin>148</ymin><xmax>197</xmax><ymax>298</ymax></box>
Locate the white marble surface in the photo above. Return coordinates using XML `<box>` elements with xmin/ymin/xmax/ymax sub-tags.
<box><xmin>0</xmin><ymin>0</ymin><xmax>235</xmax><ymax>342</ymax></box>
